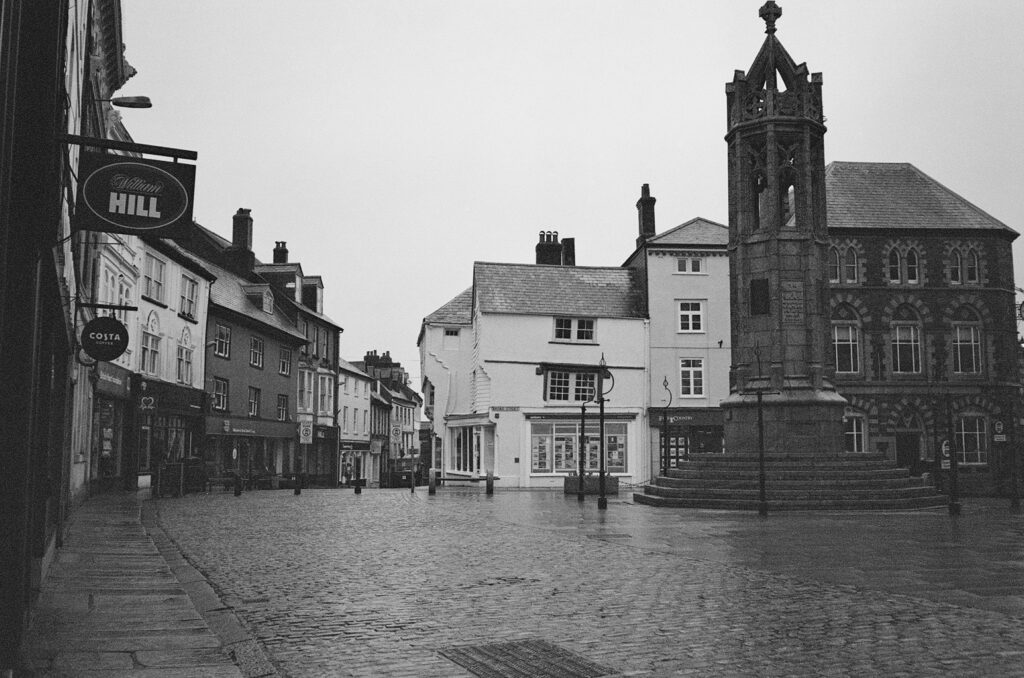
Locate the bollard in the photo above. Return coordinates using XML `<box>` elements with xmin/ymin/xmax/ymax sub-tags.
<box><xmin>294</xmin><ymin>472</ymin><xmax>301</xmax><ymax>496</ymax></box>
<box><xmin>354</xmin><ymin>477</ymin><xmax>361</xmax><ymax>494</ymax></box>
<box><xmin>486</xmin><ymin>471</ymin><xmax>494</xmax><ymax>495</ymax></box>
<box><xmin>411</xmin><ymin>472</ymin><xmax>415</xmax><ymax>493</ymax></box>
<box><xmin>428</xmin><ymin>469</ymin><xmax>436</xmax><ymax>495</ymax></box>
<box><xmin>233</xmin><ymin>472</ymin><xmax>242</xmax><ymax>497</ymax></box>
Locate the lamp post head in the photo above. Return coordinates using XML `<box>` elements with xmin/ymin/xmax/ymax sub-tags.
<box><xmin>100</xmin><ymin>96</ymin><xmax>153</xmax><ymax>109</ymax></box>
<box><xmin>599</xmin><ymin>353</ymin><xmax>606</xmax><ymax>369</ymax></box>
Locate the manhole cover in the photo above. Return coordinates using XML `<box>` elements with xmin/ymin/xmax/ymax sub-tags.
<box><xmin>439</xmin><ymin>639</ymin><xmax>615</xmax><ymax>678</ymax></box>
<box><xmin>586</xmin><ymin>533</ymin><xmax>632</xmax><ymax>539</ymax></box>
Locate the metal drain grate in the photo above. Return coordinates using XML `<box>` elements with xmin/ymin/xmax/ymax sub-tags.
<box><xmin>438</xmin><ymin>639</ymin><xmax>615</xmax><ymax>678</ymax></box>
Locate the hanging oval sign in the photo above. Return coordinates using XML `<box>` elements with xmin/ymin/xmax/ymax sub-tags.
<box><xmin>74</xmin><ymin>150</ymin><xmax>195</xmax><ymax>237</ymax></box>
<box><xmin>81</xmin><ymin>315</ymin><xmax>130</xmax><ymax>361</ymax></box>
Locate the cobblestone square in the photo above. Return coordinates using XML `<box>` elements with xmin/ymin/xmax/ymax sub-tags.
<box><xmin>152</xmin><ymin>488</ymin><xmax>1024</xmax><ymax>677</ymax></box>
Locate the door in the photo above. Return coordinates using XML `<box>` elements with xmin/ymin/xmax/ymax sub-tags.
<box><xmin>895</xmin><ymin>431</ymin><xmax>923</xmax><ymax>475</ymax></box>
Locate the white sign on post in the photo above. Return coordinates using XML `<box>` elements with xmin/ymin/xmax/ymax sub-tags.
<box><xmin>299</xmin><ymin>422</ymin><xmax>313</xmax><ymax>444</ymax></box>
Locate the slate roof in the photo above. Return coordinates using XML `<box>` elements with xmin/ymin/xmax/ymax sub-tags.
<box><xmin>337</xmin><ymin>358</ymin><xmax>370</xmax><ymax>379</ymax></box>
<box><xmin>204</xmin><ymin>258</ymin><xmax>306</xmax><ymax>342</ymax></box>
<box><xmin>647</xmin><ymin>217</ymin><xmax>728</xmax><ymax>247</ymax></box>
<box><xmin>473</xmin><ymin>262</ymin><xmax>644</xmax><ymax>318</ymax></box>
<box><xmin>424</xmin><ymin>288</ymin><xmax>473</xmax><ymax>325</ymax></box>
<box><xmin>825</xmin><ymin>161</ymin><xmax>1017</xmax><ymax>235</ymax></box>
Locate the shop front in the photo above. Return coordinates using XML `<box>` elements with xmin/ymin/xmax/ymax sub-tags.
<box><xmin>649</xmin><ymin>407</ymin><xmax>724</xmax><ymax>470</ymax></box>
<box><xmin>299</xmin><ymin>424</ymin><xmax>338</xmax><ymax>487</ymax></box>
<box><xmin>90</xmin><ymin>362</ymin><xmax>133</xmax><ymax>492</ymax></box>
<box><xmin>203</xmin><ymin>416</ymin><xmax>296</xmax><ymax>484</ymax></box>
<box><xmin>340</xmin><ymin>440</ymin><xmax>371</xmax><ymax>487</ymax></box>
<box><xmin>133</xmin><ymin>376</ymin><xmax>205</xmax><ymax>488</ymax></box>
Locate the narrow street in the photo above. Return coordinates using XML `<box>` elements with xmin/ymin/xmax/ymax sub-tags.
<box><xmin>149</xmin><ymin>488</ymin><xmax>1024</xmax><ymax>677</ymax></box>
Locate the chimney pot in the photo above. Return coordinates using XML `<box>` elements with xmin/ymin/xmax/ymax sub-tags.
<box><xmin>636</xmin><ymin>184</ymin><xmax>657</xmax><ymax>249</ymax></box>
<box><xmin>273</xmin><ymin>241</ymin><xmax>289</xmax><ymax>264</ymax></box>
<box><xmin>232</xmin><ymin>208</ymin><xmax>253</xmax><ymax>251</ymax></box>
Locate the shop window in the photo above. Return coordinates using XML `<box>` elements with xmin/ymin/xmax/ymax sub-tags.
<box><xmin>530</xmin><ymin>420</ymin><xmax>627</xmax><ymax>474</ymax></box>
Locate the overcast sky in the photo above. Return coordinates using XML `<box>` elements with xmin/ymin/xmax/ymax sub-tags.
<box><xmin>118</xmin><ymin>1</ymin><xmax>1024</xmax><ymax>390</ymax></box>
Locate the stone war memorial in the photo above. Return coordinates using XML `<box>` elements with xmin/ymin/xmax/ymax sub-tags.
<box><xmin>636</xmin><ymin>2</ymin><xmax>947</xmax><ymax>510</ymax></box>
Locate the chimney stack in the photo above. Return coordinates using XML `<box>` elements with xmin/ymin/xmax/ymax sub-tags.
<box><xmin>561</xmin><ymin>237</ymin><xmax>575</xmax><ymax>266</ymax></box>
<box><xmin>273</xmin><ymin>241</ymin><xmax>289</xmax><ymax>263</ymax></box>
<box><xmin>232</xmin><ymin>208</ymin><xmax>253</xmax><ymax>250</ymax></box>
<box><xmin>636</xmin><ymin>184</ymin><xmax>656</xmax><ymax>248</ymax></box>
<box><xmin>535</xmin><ymin>230</ymin><xmax>564</xmax><ymax>265</ymax></box>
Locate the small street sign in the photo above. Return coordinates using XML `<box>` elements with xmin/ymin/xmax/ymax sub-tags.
<box><xmin>299</xmin><ymin>421</ymin><xmax>313</xmax><ymax>444</ymax></box>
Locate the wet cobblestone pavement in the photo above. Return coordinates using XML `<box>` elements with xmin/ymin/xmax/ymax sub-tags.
<box><xmin>153</xmin><ymin>488</ymin><xmax>1024</xmax><ymax>677</ymax></box>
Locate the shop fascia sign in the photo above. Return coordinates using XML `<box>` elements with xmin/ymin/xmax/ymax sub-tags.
<box><xmin>73</xmin><ymin>150</ymin><xmax>195</xmax><ymax>238</ymax></box>
<box><xmin>61</xmin><ymin>136</ymin><xmax>198</xmax><ymax>239</ymax></box>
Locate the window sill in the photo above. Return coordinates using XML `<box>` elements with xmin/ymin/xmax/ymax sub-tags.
<box><xmin>141</xmin><ymin>295</ymin><xmax>167</xmax><ymax>308</ymax></box>
<box><xmin>548</xmin><ymin>340</ymin><xmax>598</xmax><ymax>346</ymax></box>
<box><xmin>178</xmin><ymin>312</ymin><xmax>198</xmax><ymax>324</ymax></box>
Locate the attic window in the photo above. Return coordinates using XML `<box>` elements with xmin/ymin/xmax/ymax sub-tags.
<box><xmin>262</xmin><ymin>290</ymin><xmax>273</xmax><ymax>314</ymax></box>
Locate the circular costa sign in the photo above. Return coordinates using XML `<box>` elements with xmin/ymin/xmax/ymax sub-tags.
<box><xmin>81</xmin><ymin>316</ymin><xmax>129</xmax><ymax>361</ymax></box>
<box><xmin>81</xmin><ymin>159</ymin><xmax>190</xmax><ymax>232</ymax></box>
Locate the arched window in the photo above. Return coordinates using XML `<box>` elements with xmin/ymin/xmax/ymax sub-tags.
<box><xmin>831</xmin><ymin>304</ymin><xmax>861</xmax><ymax>375</ymax></box>
<box><xmin>952</xmin><ymin>306</ymin><xmax>982</xmax><ymax>374</ymax></box>
<box><xmin>828</xmin><ymin>247</ymin><xmax>841</xmax><ymax>283</ymax></box>
<box><xmin>891</xmin><ymin>305</ymin><xmax>922</xmax><ymax>374</ymax></box>
<box><xmin>888</xmin><ymin>249</ymin><xmax>902</xmax><ymax>283</ymax></box>
<box><xmin>966</xmin><ymin>249</ymin><xmax>979</xmax><ymax>283</ymax></box>
<box><xmin>905</xmin><ymin>249</ymin><xmax>919</xmax><ymax>284</ymax></box>
<box><xmin>843</xmin><ymin>248</ymin><xmax>858</xmax><ymax>283</ymax></box>
<box><xmin>950</xmin><ymin>250</ymin><xmax>962</xmax><ymax>284</ymax></box>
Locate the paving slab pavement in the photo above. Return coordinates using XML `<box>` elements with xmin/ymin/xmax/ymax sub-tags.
<box><xmin>19</xmin><ymin>491</ymin><xmax>254</xmax><ymax>677</ymax></box>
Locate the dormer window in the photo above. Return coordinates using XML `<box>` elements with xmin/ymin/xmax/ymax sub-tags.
<box><xmin>262</xmin><ymin>290</ymin><xmax>274</xmax><ymax>314</ymax></box>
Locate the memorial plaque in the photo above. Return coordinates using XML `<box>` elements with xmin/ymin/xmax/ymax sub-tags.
<box><xmin>781</xmin><ymin>281</ymin><xmax>804</xmax><ymax>323</ymax></box>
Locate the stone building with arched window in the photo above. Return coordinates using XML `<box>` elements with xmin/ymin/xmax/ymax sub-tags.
<box><xmin>825</xmin><ymin>161</ymin><xmax>1018</xmax><ymax>495</ymax></box>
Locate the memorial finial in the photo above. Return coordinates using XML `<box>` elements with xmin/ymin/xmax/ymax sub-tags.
<box><xmin>759</xmin><ymin>1</ymin><xmax>782</xmax><ymax>34</ymax></box>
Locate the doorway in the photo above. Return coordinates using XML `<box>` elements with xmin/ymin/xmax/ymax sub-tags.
<box><xmin>895</xmin><ymin>431</ymin><xmax>924</xmax><ymax>475</ymax></box>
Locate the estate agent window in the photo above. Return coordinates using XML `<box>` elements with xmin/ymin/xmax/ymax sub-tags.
<box><xmin>530</xmin><ymin>420</ymin><xmax>627</xmax><ymax>474</ymax></box>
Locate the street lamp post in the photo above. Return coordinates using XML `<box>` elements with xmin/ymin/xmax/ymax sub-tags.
<box><xmin>662</xmin><ymin>376</ymin><xmax>673</xmax><ymax>478</ymax></box>
<box><xmin>597</xmin><ymin>354</ymin><xmax>613</xmax><ymax>511</ymax></box>
<box><xmin>578</xmin><ymin>400</ymin><xmax>587</xmax><ymax>502</ymax></box>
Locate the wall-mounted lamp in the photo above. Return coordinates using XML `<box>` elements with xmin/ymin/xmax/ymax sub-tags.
<box><xmin>96</xmin><ymin>96</ymin><xmax>153</xmax><ymax>109</ymax></box>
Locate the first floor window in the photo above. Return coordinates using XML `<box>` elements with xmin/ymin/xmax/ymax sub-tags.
<box><xmin>678</xmin><ymin>301</ymin><xmax>704</xmax><ymax>332</ymax></box>
<box><xmin>679</xmin><ymin>359</ymin><xmax>704</xmax><ymax>396</ymax></box>
<box><xmin>844</xmin><ymin>416</ymin><xmax>865</xmax><ymax>453</ymax></box>
<box><xmin>214</xmin><ymin>324</ymin><xmax>231</xmax><ymax>357</ymax></box>
<box><xmin>212</xmin><ymin>378</ymin><xmax>229</xmax><ymax>411</ymax></box>
<box><xmin>546</xmin><ymin>371</ymin><xmax>597</xmax><ymax>402</ymax></box>
<box><xmin>318</xmin><ymin>374</ymin><xmax>334</xmax><ymax>414</ymax></box>
<box><xmin>828</xmin><ymin>248</ymin><xmax>841</xmax><ymax>283</ymax></box>
<box><xmin>956</xmin><ymin>416</ymin><xmax>987</xmax><ymax>464</ymax></box>
<box><xmin>891</xmin><ymin>324</ymin><xmax>921</xmax><ymax>373</ymax></box>
<box><xmin>530</xmin><ymin>421</ymin><xmax>627</xmax><ymax>474</ymax></box>
<box><xmin>277</xmin><ymin>394</ymin><xmax>288</xmax><ymax>421</ymax></box>
<box><xmin>553</xmin><ymin>317</ymin><xmax>596</xmax><ymax>342</ymax></box>
<box><xmin>279</xmin><ymin>347</ymin><xmax>292</xmax><ymax>375</ymax></box>
<box><xmin>250</xmin><ymin>336</ymin><xmax>265</xmax><ymax>368</ymax></box>
<box><xmin>248</xmin><ymin>387</ymin><xmax>261</xmax><ymax>418</ymax></box>
<box><xmin>833</xmin><ymin>324</ymin><xmax>860</xmax><ymax>373</ymax></box>
<box><xmin>953</xmin><ymin>325</ymin><xmax>982</xmax><ymax>374</ymax></box>
<box><xmin>176</xmin><ymin>345</ymin><xmax>193</xmax><ymax>384</ymax></box>
<box><xmin>298</xmin><ymin>370</ymin><xmax>313</xmax><ymax>411</ymax></box>
<box><xmin>179</xmin><ymin>275</ymin><xmax>198</xmax><ymax>317</ymax></box>
<box><xmin>143</xmin><ymin>254</ymin><xmax>165</xmax><ymax>302</ymax></box>
<box><xmin>141</xmin><ymin>332</ymin><xmax>160</xmax><ymax>375</ymax></box>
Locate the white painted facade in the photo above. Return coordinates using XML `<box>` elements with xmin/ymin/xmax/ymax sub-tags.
<box><xmin>337</xmin><ymin>360</ymin><xmax>372</xmax><ymax>484</ymax></box>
